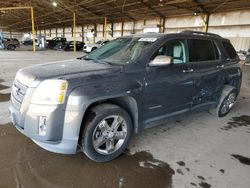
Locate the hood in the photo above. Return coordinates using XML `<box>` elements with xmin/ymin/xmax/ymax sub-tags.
<box><xmin>16</xmin><ymin>59</ymin><xmax>121</xmax><ymax>87</ymax></box>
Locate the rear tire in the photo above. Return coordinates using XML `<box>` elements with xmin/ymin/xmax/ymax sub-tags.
<box><xmin>7</xmin><ymin>44</ymin><xmax>16</xmax><ymax>50</ymax></box>
<box><xmin>80</xmin><ymin>103</ymin><xmax>133</xmax><ymax>162</ymax></box>
<box><xmin>209</xmin><ymin>85</ymin><xmax>237</xmax><ymax>117</ymax></box>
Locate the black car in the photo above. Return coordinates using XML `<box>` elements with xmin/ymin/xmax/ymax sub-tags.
<box><xmin>64</xmin><ymin>41</ymin><xmax>85</xmax><ymax>51</ymax></box>
<box><xmin>10</xmin><ymin>31</ymin><xmax>242</xmax><ymax>162</ymax></box>
<box><xmin>245</xmin><ymin>49</ymin><xmax>250</xmax><ymax>65</ymax></box>
<box><xmin>54</xmin><ymin>41</ymin><xmax>85</xmax><ymax>51</ymax></box>
<box><xmin>47</xmin><ymin>37</ymin><xmax>67</xmax><ymax>49</ymax></box>
<box><xmin>22</xmin><ymin>39</ymin><xmax>37</xmax><ymax>45</ymax></box>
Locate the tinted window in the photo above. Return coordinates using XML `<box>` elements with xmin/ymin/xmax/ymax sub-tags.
<box><xmin>152</xmin><ymin>39</ymin><xmax>187</xmax><ymax>64</ymax></box>
<box><xmin>222</xmin><ymin>41</ymin><xmax>238</xmax><ymax>59</ymax></box>
<box><xmin>188</xmin><ymin>39</ymin><xmax>219</xmax><ymax>62</ymax></box>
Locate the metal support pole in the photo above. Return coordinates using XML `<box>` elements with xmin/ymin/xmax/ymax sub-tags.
<box><xmin>104</xmin><ymin>16</ymin><xmax>107</xmax><ymax>39</ymax></box>
<box><xmin>82</xmin><ymin>25</ymin><xmax>84</xmax><ymax>43</ymax></box>
<box><xmin>162</xmin><ymin>17</ymin><xmax>166</xmax><ymax>33</ymax></box>
<box><xmin>111</xmin><ymin>23</ymin><xmax>114</xmax><ymax>37</ymax></box>
<box><xmin>121</xmin><ymin>21</ymin><xmax>124</xmax><ymax>37</ymax></box>
<box><xmin>73</xmin><ymin>12</ymin><xmax>76</xmax><ymax>52</ymax></box>
<box><xmin>132</xmin><ymin>21</ymin><xmax>135</xmax><ymax>34</ymax></box>
<box><xmin>94</xmin><ymin>24</ymin><xmax>97</xmax><ymax>43</ymax></box>
<box><xmin>201</xmin><ymin>14</ymin><xmax>210</xmax><ymax>33</ymax></box>
<box><xmin>204</xmin><ymin>14</ymin><xmax>210</xmax><ymax>33</ymax></box>
<box><xmin>31</xmin><ymin>7</ymin><xmax>36</xmax><ymax>52</ymax></box>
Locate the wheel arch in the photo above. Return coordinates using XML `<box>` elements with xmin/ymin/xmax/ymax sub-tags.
<box><xmin>222</xmin><ymin>66</ymin><xmax>242</xmax><ymax>95</ymax></box>
<box><xmin>80</xmin><ymin>96</ymin><xmax>139</xmax><ymax>136</ymax></box>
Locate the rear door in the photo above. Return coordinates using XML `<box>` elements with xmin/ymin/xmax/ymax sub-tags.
<box><xmin>220</xmin><ymin>40</ymin><xmax>242</xmax><ymax>92</ymax></box>
<box><xmin>187</xmin><ymin>39</ymin><xmax>221</xmax><ymax>108</ymax></box>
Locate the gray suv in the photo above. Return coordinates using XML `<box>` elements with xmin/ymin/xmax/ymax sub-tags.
<box><xmin>9</xmin><ymin>31</ymin><xmax>242</xmax><ymax>162</ymax></box>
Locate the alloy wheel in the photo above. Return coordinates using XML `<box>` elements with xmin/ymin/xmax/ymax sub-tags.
<box><xmin>92</xmin><ymin>115</ymin><xmax>128</xmax><ymax>155</ymax></box>
<box><xmin>221</xmin><ymin>93</ymin><xmax>236</xmax><ymax>115</ymax></box>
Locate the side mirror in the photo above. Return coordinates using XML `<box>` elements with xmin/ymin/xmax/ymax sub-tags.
<box><xmin>149</xmin><ymin>55</ymin><xmax>172</xmax><ymax>67</ymax></box>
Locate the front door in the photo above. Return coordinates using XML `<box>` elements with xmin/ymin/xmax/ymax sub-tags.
<box><xmin>143</xmin><ymin>39</ymin><xmax>194</xmax><ymax>125</ymax></box>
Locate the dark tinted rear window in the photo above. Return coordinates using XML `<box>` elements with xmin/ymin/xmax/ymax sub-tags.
<box><xmin>222</xmin><ymin>41</ymin><xmax>238</xmax><ymax>59</ymax></box>
<box><xmin>188</xmin><ymin>39</ymin><xmax>219</xmax><ymax>62</ymax></box>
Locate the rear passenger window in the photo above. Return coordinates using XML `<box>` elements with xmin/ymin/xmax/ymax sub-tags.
<box><xmin>222</xmin><ymin>41</ymin><xmax>238</xmax><ymax>60</ymax></box>
<box><xmin>188</xmin><ymin>39</ymin><xmax>219</xmax><ymax>62</ymax></box>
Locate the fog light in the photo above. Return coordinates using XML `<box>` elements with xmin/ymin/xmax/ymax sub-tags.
<box><xmin>39</xmin><ymin>116</ymin><xmax>47</xmax><ymax>136</ymax></box>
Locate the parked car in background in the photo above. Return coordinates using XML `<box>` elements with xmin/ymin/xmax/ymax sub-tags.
<box><xmin>245</xmin><ymin>49</ymin><xmax>250</xmax><ymax>65</ymax></box>
<box><xmin>83</xmin><ymin>40</ymin><xmax>109</xmax><ymax>52</ymax></box>
<box><xmin>3</xmin><ymin>38</ymin><xmax>20</xmax><ymax>50</ymax></box>
<box><xmin>10</xmin><ymin>31</ymin><xmax>242</xmax><ymax>162</ymax></box>
<box><xmin>237</xmin><ymin>50</ymin><xmax>247</xmax><ymax>61</ymax></box>
<box><xmin>22</xmin><ymin>39</ymin><xmax>38</xmax><ymax>46</ymax></box>
<box><xmin>47</xmin><ymin>37</ymin><xmax>67</xmax><ymax>49</ymax></box>
<box><xmin>64</xmin><ymin>41</ymin><xmax>85</xmax><ymax>51</ymax></box>
<box><xmin>54</xmin><ymin>41</ymin><xmax>85</xmax><ymax>51</ymax></box>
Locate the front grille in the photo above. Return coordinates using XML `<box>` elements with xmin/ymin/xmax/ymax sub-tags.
<box><xmin>11</xmin><ymin>79</ymin><xmax>28</xmax><ymax>110</ymax></box>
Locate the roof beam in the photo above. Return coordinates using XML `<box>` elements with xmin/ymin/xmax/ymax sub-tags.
<box><xmin>139</xmin><ymin>0</ymin><xmax>165</xmax><ymax>18</ymax></box>
<box><xmin>212</xmin><ymin>0</ymin><xmax>230</xmax><ymax>13</ymax></box>
<box><xmin>77</xmin><ymin>4</ymin><xmax>102</xmax><ymax>17</ymax></box>
<box><xmin>165</xmin><ymin>0</ymin><xmax>192</xmax><ymax>5</ymax></box>
<box><xmin>192</xmin><ymin>0</ymin><xmax>209</xmax><ymax>14</ymax></box>
<box><xmin>99</xmin><ymin>0</ymin><xmax>135</xmax><ymax>21</ymax></box>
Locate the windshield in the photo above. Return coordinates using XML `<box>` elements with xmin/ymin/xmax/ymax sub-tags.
<box><xmin>85</xmin><ymin>37</ymin><xmax>156</xmax><ymax>65</ymax></box>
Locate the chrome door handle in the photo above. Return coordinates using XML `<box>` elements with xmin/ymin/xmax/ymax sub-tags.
<box><xmin>183</xmin><ymin>69</ymin><xmax>194</xmax><ymax>73</ymax></box>
<box><xmin>216</xmin><ymin>65</ymin><xmax>224</xmax><ymax>68</ymax></box>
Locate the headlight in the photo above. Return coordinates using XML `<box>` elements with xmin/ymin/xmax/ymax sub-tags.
<box><xmin>31</xmin><ymin>80</ymin><xmax>68</xmax><ymax>105</ymax></box>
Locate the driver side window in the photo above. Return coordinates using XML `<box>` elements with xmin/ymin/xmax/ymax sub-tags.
<box><xmin>153</xmin><ymin>39</ymin><xmax>187</xmax><ymax>64</ymax></box>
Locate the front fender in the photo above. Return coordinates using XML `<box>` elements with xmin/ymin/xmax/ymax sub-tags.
<box><xmin>62</xmin><ymin>80</ymin><xmax>143</xmax><ymax>147</ymax></box>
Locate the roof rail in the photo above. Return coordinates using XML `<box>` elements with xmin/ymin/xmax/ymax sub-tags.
<box><xmin>181</xmin><ymin>30</ymin><xmax>221</xmax><ymax>38</ymax></box>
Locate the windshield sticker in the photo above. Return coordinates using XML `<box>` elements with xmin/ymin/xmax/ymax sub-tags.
<box><xmin>138</xmin><ymin>38</ymin><xmax>157</xmax><ymax>42</ymax></box>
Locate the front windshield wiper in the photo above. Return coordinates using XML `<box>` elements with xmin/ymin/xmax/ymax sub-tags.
<box><xmin>83</xmin><ymin>57</ymin><xmax>118</xmax><ymax>66</ymax></box>
<box><xmin>76</xmin><ymin>56</ymin><xmax>85</xmax><ymax>60</ymax></box>
<box><xmin>102</xmin><ymin>60</ymin><xmax>119</xmax><ymax>66</ymax></box>
<box><xmin>83</xmin><ymin>57</ymin><xmax>95</xmax><ymax>61</ymax></box>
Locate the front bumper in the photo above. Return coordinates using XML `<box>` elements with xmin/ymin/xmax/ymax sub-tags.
<box><xmin>9</xmin><ymin>96</ymin><xmax>82</xmax><ymax>155</ymax></box>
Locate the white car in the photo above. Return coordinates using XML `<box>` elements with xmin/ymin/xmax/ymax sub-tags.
<box><xmin>83</xmin><ymin>40</ymin><xmax>109</xmax><ymax>53</ymax></box>
<box><xmin>237</xmin><ymin>50</ymin><xmax>246</xmax><ymax>61</ymax></box>
<box><xmin>245</xmin><ymin>50</ymin><xmax>250</xmax><ymax>65</ymax></box>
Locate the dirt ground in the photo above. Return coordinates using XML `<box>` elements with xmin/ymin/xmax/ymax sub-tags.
<box><xmin>0</xmin><ymin>50</ymin><xmax>249</xmax><ymax>188</ymax></box>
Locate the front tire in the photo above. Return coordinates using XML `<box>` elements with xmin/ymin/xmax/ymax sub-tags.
<box><xmin>80</xmin><ymin>104</ymin><xmax>133</xmax><ymax>162</ymax></box>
